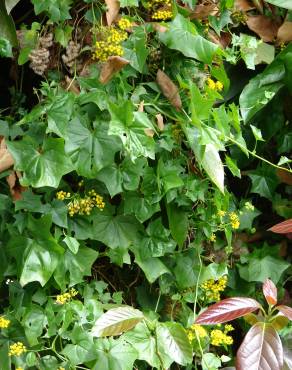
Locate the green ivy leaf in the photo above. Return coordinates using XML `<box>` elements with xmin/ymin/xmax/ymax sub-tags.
<box><xmin>166</xmin><ymin>203</ymin><xmax>189</xmax><ymax>248</ymax></box>
<box><xmin>124</xmin><ymin>26</ymin><xmax>148</xmax><ymax>72</ymax></box>
<box><xmin>7</xmin><ymin>137</ymin><xmax>73</xmax><ymax>188</ymax></box>
<box><xmin>0</xmin><ymin>1</ymin><xmax>17</xmax><ymax>46</ymax></box>
<box><xmin>31</xmin><ymin>0</ymin><xmax>72</xmax><ymax>22</ymax></box>
<box><xmin>159</xmin><ymin>14</ymin><xmax>218</xmax><ymax>64</ymax></box>
<box><xmin>248</xmin><ymin>165</ymin><xmax>279</xmax><ymax>199</ymax></box>
<box><xmin>65</xmin><ymin>116</ymin><xmax>121</xmax><ymax>178</ymax></box>
<box><xmin>123</xmin><ymin>192</ymin><xmax>160</xmax><ymax>223</ymax></box>
<box><xmin>238</xmin><ymin>255</ymin><xmax>290</xmax><ymax>284</ymax></box>
<box><xmin>22</xmin><ymin>305</ymin><xmax>47</xmax><ymax>346</ymax></box>
<box><xmin>63</xmin><ymin>235</ymin><xmax>80</xmax><ymax>254</ymax></box>
<box><xmin>108</xmin><ymin>101</ymin><xmax>156</xmax><ymax>161</ymax></box>
<box><xmin>92</xmin><ymin>209</ymin><xmax>141</xmax><ymax>249</ymax></box>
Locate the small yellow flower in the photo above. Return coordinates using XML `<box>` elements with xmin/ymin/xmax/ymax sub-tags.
<box><xmin>0</xmin><ymin>316</ymin><xmax>10</xmax><ymax>329</ymax></box>
<box><xmin>8</xmin><ymin>342</ymin><xmax>27</xmax><ymax>356</ymax></box>
<box><xmin>152</xmin><ymin>9</ymin><xmax>173</xmax><ymax>20</ymax></box>
<box><xmin>229</xmin><ymin>212</ymin><xmax>240</xmax><ymax>229</ymax></box>
<box><xmin>210</xmin><ymin>329</ymin><xmax>233</xmax><ymax>346</ymax></box>
<box><xmin>191</xmin><ymin>324</ymin><xmax>208</xmax><ymax>338</ymax></box>
<box><xmin>201</xmin><ymin>276</ymin><xmax>227</xmax><ymax>302</ymax></box>
<box><xmin>16</xmin><ymin>368</ymin><xmax>24</xmax><ymax>370</ymax></box>
<box><xmin>187</xmin><ymin>330</ymin><xmax>195</xmax><ymax>341</ymax></box>
<box><xmin>58</xmin><ymin>367</ymin><xmax>65</xmax><ymax>370</ymax></box>
<box><xmin>210</xmin><ymin>233</ymin><xmax>216</xmax><ymax>242</ymax></box>
<box><xmin>56</xmin><ymin>288</ymin><xmax>78</xmax><ymax>304</ymax></box>
<box><xmin>224</xmin><ymin>324</ymin><xmax>234</xmax><ymax>333</ymax></box>
<box><xmin>206</xmin><ymin>78</ymin><xmax>216</xmax><ymax>90</ymax></box>
<box><xmin>217</xmin><ymin>210</ymin><xmax>226</xmax><ymax>217</ymax></box>
<box><xmin>215</xmin><ymin>81</ymin><xmax>223</xmax><ymax>91</ymax></box>
<box><xmin>118</xmin><ymin>18</ymin><xmax>132</xmax><ymax>30</ymax></box>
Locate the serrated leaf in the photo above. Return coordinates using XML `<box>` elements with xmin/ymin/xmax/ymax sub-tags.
<box><xmin>236</xmin><ymin>322</ymin><xmax>283</xmax><ymax>370</ymax></box>
<box><xmin>263</xmin><ymin>278</ymin><xmax>277</xmax><ymax>306</ymax></box>
<box><xmin>277</xmin><ymin>305</ymin><xmax>292</xmax><ymax>320</ymax></box>
<box><xmin>92</xmin><ymin>306</ymin><xmax>144</xmax><ymax>337</ymax></box>
<box><xmin>156</xmin><ymin>322</ymin><xmax>193</xmax><ymax>366</ymax></box>
<box><xmin>196</xmin><ymin>297</ymin><xmax>261</xmax><ymax>324</ymax></box>
<box><xmin>268</xmin><ymin>219</ymin><xmax>292</xmax><ymax>234</ymax></box>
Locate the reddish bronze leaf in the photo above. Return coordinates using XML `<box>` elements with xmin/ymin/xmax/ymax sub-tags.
<box><xmin>156</xmin><ymin>69</ymin><xmax>182</xmax><ymax>111</ymax></box>
<box><xmin>196</xmin><ymin>297</ymin><xmax>261</xmax><ymax>325</ymax></box>
<box><xmin>263</xmin><ymin>278</ymin><xmax>277</xmax><ymax>306</ymax></box>
<box><xmin>99</xmin><ymin>56</ymin><xmax>129</xmax><ymax>84</ymax></box>
<box><xmin>234</xmin><ymin>0</ymin><xmax>255</xmax><ymax>11</ymax></box>
<box><xmin>268</xmin><ymin>219</ymin><xmax>292</xmax><ymax>234</ymax></box>
<box><xmin>236</xmin><ymin>323</ymin><xmax>283</xmax><ymax>370</ymax></box>
<box><xmin>246</xmin><ymin>15</ymin><xmax>279</xmax><ymax>42</ymax></box>
<box><xmin>277</xmin><ymin>305</ymin><xmax>292</xmax><ymax>321</ymax></box>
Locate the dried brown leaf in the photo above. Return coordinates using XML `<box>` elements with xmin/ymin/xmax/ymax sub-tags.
<box><xmin>208</xmin><ymin>31</ymin><xmax>232</xmax><ymax>49</ymax></box>
<box><xmin>100</xmin><ymin>56</ymin><xmax>129</xmax><ymax>84</ymax></box>
<box><xmin>190</xmin><ymin>4</ymin><xmax>217</xmax><ymax>20</ymax></box>
<box><xmin>0</xmin><ymin>138</ymin><xmax>14</xmax><ymax>173</ymax></box>
<box><xmin>156</xmin><ymin>69</ymin><xmax>182</xmax><ymax>111</ymax></box>
<box><xmin>156</xmin><ymin>113</ymin><xmax>164</xmax><ymax>131</ymax></box>
<box><xmin>152</xmin><ymin>23</ymin><xmax>168</xmax><ymax>33</ymax></box>
<box><xmin>105</xmin><ymin>0</ymin><xmax>120</xmax><ymax>26</ymax></box>
<box><xmin>234</xmin><ymin>0</ymin><xmax>255</xmax><ymax>11</ymax></box>
<box><xmin>246</xmin><ymin>15</ymin><xmax>279</xmax><ymax>42</ymax></box>
<box><xmin>277</xmin><ymin>22</ymin><xmax>292</xmax><ymax>43</ymax></box>
<box><xmin>64</xmin><ymin>76</ymin><xmax>80</xmax><ymax>95</ymax></box>
<box><xmin>276</xmin><ymin>168</ymin><xmax>292</xmax><ymax>185</ymax></box>
<box><xmin>138</xmin><ymin>101</ymin><xmax>144</xmax><ymax>112</ymax></box>
<box><xmin>144</xmin><ymin>128</ymin><xmax>155</xmax><ymax>137</ymax></box>
<box><xmin>6</xmin><ymin>171</ymin><xmax>25</xmax><ymax>201</ymax></box>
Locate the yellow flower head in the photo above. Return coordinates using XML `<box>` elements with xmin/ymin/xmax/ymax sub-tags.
<box><xmin>56</xmin><ymin>288</ymin><xmax>78</xmax><ymax>304</ymax></box>
<box><xmin>152</xmin><ymin>9</ymin><xmax>173</xmax><ymax>20</ymax></box>
<box><xmin>201</xmin><ymin>276</ymin><xmax>227</xmax><ymax>302</ymax></box>
<box><xmin>217</xmin><ymin>210</ymin><xmax>226</xmax><ymax>217</ymax></box>
<box><xmin>191</xmin><ymin>324</ymin><xmax>208</xmax><ymax>338</ymax></box>
<box><xmin>16</xmin><ymin>368</ymin><xmax>24</xmax><ymax>370</ymax></box>
<box><xmin>0</xmin><ymin>316</ymin><xmax>10</xmax><ymax>329</ymax></box>
<box><xmin>210</xmin><ymin>329</ymin><xmax>233</xmax><ymax>346</ymax></box>
<box><xmin>229</xmin><ymin>212</ymin><xmax>240</xmax><ymax>229</ymax></box>
<box><xmin>118</xmin><ymin>18</ymin><xmax>132</xmax><ymax>30</ymax></box>
<box><xmin>224</xmin><ymin>324</ymin><xmax>234</xmax><ymax>333</ymax></box>
<box><xmin>206</xmin><ymin>78</ymin><xmax>216</xmax><ymax>90</ymax></box>
<box><xmin>210</xmin><ymin>233</ymin><xmax>216</xmax><ymax>242</ymax></box>
<box><xmin>8</xmin><ymin>342</ymin><xmax>27</xmax><ymax>356</ymax></box>
<box><xmin>215</xmin><ymin>81</ymin><xmax>223</xmax><ymax>91</ymax></box>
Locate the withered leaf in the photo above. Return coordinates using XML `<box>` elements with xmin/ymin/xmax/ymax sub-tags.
<box><xmin>144</xmin><ymin>128</ymin><xmax>155</xmax><ymax>137</ymax></box>
<box><xmin>277</xmin><ymin>22</ymin><xmax>292</xmax><ymax>43</ymax></box>
<box><xmin>246</xmin><ymin>15</ymin><xmax>279</xmax><ymax>42</ymax></box>
<box><xmin>156</xmin><ymin>113</ymin><xmax>164</xmax><ymax>131</ymax></box>
<box><xmin>0</xmin><ymin>138</ymin><xmax>14</xmax><ymax>173</ymax></box>
<box><xmin>234</xmin><ymin>0</ymin><xmax>255</xmax><ymax>11</ymax></box>
<box><xmin>190</xmin><ymin>4</ymin><xmax>218</xmax><ymax>20</ymax></box>
<box><xmin>156</xmin><ymin>69</ymin><xmax>182</xmax><ymax>111</ymax></box>
<box><xmin>6</xmin><ymin>171</ymin><xmax>25</xmax><ymax>201</ymax></box>
<box><xmin>105</xmin><ymin>0</ymin><xmax>120</xmax><ymax>26</ymax></box>
<box><xmin>138</xmin><ymin>101</ymin><xmax>144</xmax><ymax>112</ymax></box>
<box><xmin>99</xmin><ymin>56</ymin><xmax>129</xmax><ymax>84</ymax></box>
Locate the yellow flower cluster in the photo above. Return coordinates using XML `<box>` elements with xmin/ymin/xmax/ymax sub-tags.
<box><xmin>201</xmin><ymin>276</ymin><xmax>228</xmax><ymax>302</ymax></box>
<box><xmin>210</xmin><ymin>324</ymin><xmax>234</xmax><ymax>346</ymax></box>
<box><xmin>0</xmin><ymin>316</ymin><xmax>10</xmax><ymax>328</ymax></box>
<box><xmin>152</xmin><ymin>10</ymin><xmax>173</xmax><ymax>20</ymax></box>
<box><xmin>187</xmin><ymin>324</ymin><xmax>208</xmax><ymax>342</ymax></box>
<box><xmin>118</xmin><ymin>18</ymin><xmax>132</xmax><ymax>31</ymax></box>
<box><xmin>209</xmin><ymin>233</ymin><xmax>216</xmax><ymax>242</ymax></box>
<box><xmin>217</xmin><ymin>210</ymin><xmax>226</xmax><ymax>217</ymax></box>
<box><xmin>206</xmin><ymin>78</ymin><xmax>224</xmax><ymax>92</ymax></box>
<box><xmin>56</xmin><ymin>191</ymin><xmax>71</xmax><ymax>201</ymax></box>
<box><xmin>16</xmin><ymin>367</ymin><xmax>23</xmax><ymax>370</ymax></box>
<box><xmin>67</xmin><ymin>190</ymin><xmax>105</xmax><ymax>217</ymax></box>
<box><xmin>229</xmin><ymin>212</ymin><xmax>240</xmax><ymax>229</ymax></box>
<box><xmin>93</xmin><ymin>26</ymin><xmax>128</xmax><ymax>62</ymax></box>
<box><xmin>56</xmin><ymin>288</ymin><xmax>78</xmax><ymax>305</ymax></box>
<box><xmin>8</xmin><ymin>342</ymin><xmax>27</xmax><ymax>356</ymax></box>
<box><xmin>58</xmin><ymin>367</ymin><xmax>65</xmax><ymax>370</ymax></box>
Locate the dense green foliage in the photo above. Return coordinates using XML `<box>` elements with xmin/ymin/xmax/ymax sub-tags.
<box><xmin>0</xmin><ymin>0</ymin><xmax>291</xmax><ymax>369</ymax></box>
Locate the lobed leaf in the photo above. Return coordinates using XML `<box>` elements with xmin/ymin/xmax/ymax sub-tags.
<box><xmin>236</xmin><ymin>322</ymin><xmax>283</xmax><ymax>370</ymax></box>
<box><xmin>92</xmin><ymin>306</ymin><xmax>144</xmax><ymax>337</ymax></box>
<box><xmin>196</xmin><ymin>297</ymin><xmax>261</xmax><ymax>324</ymax></box>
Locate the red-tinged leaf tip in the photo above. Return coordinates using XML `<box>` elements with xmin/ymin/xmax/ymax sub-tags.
<box><xmin>277</xmin><ymin>305</ymin><xmax>292</xmax><ymax>321</ymax></box>
<box><xmin>195</xmin><ymin>297</ymin><xmax>261</xmax><ymax>325</ymax></box>
<box><xmin>236</xmin><ymin>323</ymin><xmax>283</xmax><ymax>370</ymax></box>
<box><xmin>268</xmin><ymin>219</ymin><xmax>292</xmax><ymax>234</ymax></box>
<box><xmin>263</xmin><ymin>278</ymin><xmax>277</xmax><ymax>306</ymax></box>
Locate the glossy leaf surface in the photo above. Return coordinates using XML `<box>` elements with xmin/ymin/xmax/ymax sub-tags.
<box><xmin>196</xmin><ymin>297</ymin><xmax>261</xmax><ymax>324</ymax></box>
<box><xmin>263</xmin><ymin>278</ymin><xmax>277</xmax><ymax>305</ymax></box>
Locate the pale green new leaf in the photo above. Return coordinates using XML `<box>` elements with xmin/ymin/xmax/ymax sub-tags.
<box><xmin>156</xmin><ymin>322</ymin><xmax>193</xmax><ymax>366</ymax></box>
<box><xmin>202</xmin><ymin>144</ymin><xmax>225</xmax><ymax>193</ymax></box>
<box><xmin>265</xmin><ymin>0</ymin><xmax>292</xmax><ymax>9</ymax></box>
<box><xmin>92</xmin><ymin>306</ymin><xmax>144</xmax><ymax>337</ymax></box>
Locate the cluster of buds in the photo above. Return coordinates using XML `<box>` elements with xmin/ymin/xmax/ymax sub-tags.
<box><xmin>147</xmin><ymin>0</ymin><xmax>173</xmax><ymax>21</ymax></box>
<box><xmin>29</xmin><ymin>33</ymin><xmax>53</xmax><ymax>76</ymax></box>
<box><xmin>56</xmin><ymin>189</ymin><xmax>105</xmax><ymax>217</ymax></box>
<box><xmin>201</xmin><ymin>276</ymin><xmax>228</xmax><ymax>302</ymax></box>
<box><xmin>0</xmin><ymin>316</ymin><xmax>10</xmax><ymax>328</ymax></box>
<box><xmin>93</xmin><ymin>25</ymin><xmax>128</xmax><ymax>62</ymax></box>
<box><xmin>56</xmin><ymin>288</ymin><xmax>78</xmax><ymax>305</ymax></box>
<box><xmin>187</xmin><ymin>324</ymin><xmax>208</xmax><ymax>342</ymax></box>
<box><xmin>62</xmin><ymin>40</ymin><xmax>82</xmax><ymax>75</ymax></box>
<box><xmin>210</xmin><ymin>324</ymin><xmax>234</xmax><ymax>346</ymax></box>
<box><xmin>8</xmin><ymin>342</ymin><xmax>27</xmax><ymax>356</ymax></box>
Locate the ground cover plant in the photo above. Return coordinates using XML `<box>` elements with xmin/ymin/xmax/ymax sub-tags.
<box><xmin>0</xmin><ymin>0</ymin><xmax>292</xmax><ymax>369</ymax></box>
